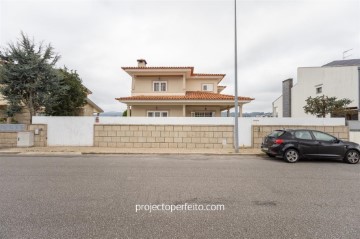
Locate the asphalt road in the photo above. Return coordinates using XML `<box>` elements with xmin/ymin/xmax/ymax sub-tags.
<box><xmin>0</xmin><ymin>154</ymin><xmax>359</xmax><ymax>239</ymax></box>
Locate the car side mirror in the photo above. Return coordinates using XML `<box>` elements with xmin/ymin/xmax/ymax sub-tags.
<box><xmin>333</xmin><ymin>138</ymin><xmax>340</xmax><ymax>143</ymax></box>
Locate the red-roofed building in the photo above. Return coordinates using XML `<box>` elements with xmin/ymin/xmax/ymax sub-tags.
<box><xmin>116</xmin><ymin>59</ymin><xmax>254</xmax><ymax>117</ymax></box>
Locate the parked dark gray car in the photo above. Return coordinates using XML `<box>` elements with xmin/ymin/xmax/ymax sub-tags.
<box><xmin>261</xmin><ymin>129</ymin><xmax>360</xmax><ymax>164</ymax></box>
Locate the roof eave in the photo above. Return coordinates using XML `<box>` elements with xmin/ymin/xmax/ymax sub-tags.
<box><xmin>115</xmin><ymin>99</ymin><xmax>254</xmax><ymax>104</ymax></box>
<box><xmin>86</xmin><ymin>98</ymin><xmax>104</xmax><ymax>113</ymax></box>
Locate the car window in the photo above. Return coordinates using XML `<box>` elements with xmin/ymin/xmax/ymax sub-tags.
<box><xmin>269</xmin><ymin>130</ymin><xmax>285</xmax><ymax>137</ymax></box>
<box><xmin>294</xmin><ymin>131</ymin><xmax>312</xmax><ymax>140</ymax></box>
<box><xmin>312</xmin><ymin>131</ymin><xmax>336</xmax><ymax>142</ymax></box>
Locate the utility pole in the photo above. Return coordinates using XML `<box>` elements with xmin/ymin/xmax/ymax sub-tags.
<box><xmin>234</xmin><ymin>0</ymin><xmax>239</xmax><ymax>153</ymax></box>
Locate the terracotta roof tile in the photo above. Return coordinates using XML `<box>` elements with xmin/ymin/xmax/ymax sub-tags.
<box><xmin>121</xmin><ymin>67</ymin><xmax>225</xmax><ymax>77</ymax></box>
<box><xmin>116</xmin><ymin>91</ymin><xmax>254</xmax><ymax>101</ymax></box>
<box><xmin>192</xmin><ymin>73</ymin><xmax>226</xmax><ymax>76</ymax></box>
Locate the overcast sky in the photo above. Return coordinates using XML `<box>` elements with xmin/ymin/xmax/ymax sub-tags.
<box><xmin>1</xmin><ymin>0</ymin><xmax>359</xmax><ymax>113</ymax></box>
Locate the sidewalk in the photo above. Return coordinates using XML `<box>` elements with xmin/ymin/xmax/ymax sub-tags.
<box><xmin>0</xmin><ymin>146</ymin><xmax>263</xmax><ymax>155</ymax></box>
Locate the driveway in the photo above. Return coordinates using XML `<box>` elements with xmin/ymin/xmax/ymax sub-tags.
<box><xmin>0</xmin><ymin>154</ymin><xmax>359</xmax><ymax>238</ymax></box>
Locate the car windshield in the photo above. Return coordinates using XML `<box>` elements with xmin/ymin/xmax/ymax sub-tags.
<box><xmin>268</xmin><ymin>130</ymin><xmax>285</xmax><ymax>137</ymax></box>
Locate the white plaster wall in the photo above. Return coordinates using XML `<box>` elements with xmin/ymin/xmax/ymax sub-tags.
<box><xmin>349</xmin><ymin>132</ymin><xmax>360</xmax><ymax>145</ymax></box>
<box><xmin>292</xmin><ymin>66</ymin><xmax>359</xmax><ymax>118</ymax></box>
<box><xmin>272</xmin><ymin>95</ymin><xmax>283</xmax><ymax>117</ymax></box>
<box><xmin>33</xmin><ymin>116</ymin><xmax>94</xmax><ymax>146</ymax></box>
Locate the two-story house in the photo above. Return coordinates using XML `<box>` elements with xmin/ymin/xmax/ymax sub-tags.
<box><xmin>116</xmin><ymin>59</ymin><xmax>254</xmax><ymax>117</ymax></box>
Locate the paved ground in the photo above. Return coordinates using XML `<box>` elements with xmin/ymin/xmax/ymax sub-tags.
<box><xmin>0</xmin><ymin>146</ymin><xmax>262</xmax><ymax>155</ymax></box>
<box><xmin>0</xmin><ymin>154</ymin><xmax>359</xmax><ymax>239</ymax></box>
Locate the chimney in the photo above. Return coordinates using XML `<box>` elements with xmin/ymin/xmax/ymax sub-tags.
<box><xmin>137</xmin><ymin>59</ymin><xmax>147</xmax><ymax>67</ymax></box>
<box><xmin>282</xmin><ymin>78</ymin><xmax>293</xmax><ymax>117</ymax></box>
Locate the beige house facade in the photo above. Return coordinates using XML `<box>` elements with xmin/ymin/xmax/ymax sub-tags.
<box><xmin>117</xmin><ymin>59</ymin><xmax>254</xmax><ymax>117</ymax></box>
<box><xmin>0</xmin><ymin>89</ymin><xmax>103</xmax><ymax>124</ymax></box>
<box><xmin>81</xmin><ymin>98</ymin><xmax>104</xmax><ymax>116</ymax></box>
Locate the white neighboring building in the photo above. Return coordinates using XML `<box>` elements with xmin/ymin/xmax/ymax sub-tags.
<box><xmin>273</xmin><ymin>59</ymin><xmax>360</xmax><ymax>119</ymax></box>
<box><xmin>272</xmin><ymin>95</ymin><xmax>282</xmax><ymax>117</ymax></box>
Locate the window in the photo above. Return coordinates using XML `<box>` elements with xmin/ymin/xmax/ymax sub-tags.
<box><xmin>312</xmin><ymin>131</ymin><xmax>336</xmax><ymax>142</ymax></box>
<box><xmin>147</xmin><ymin>111</ymin><xmax>168</xmax><ymax>117</ymax></box>
<box><xmin>269</xmin><ymin>130</ymin><xmax>285</xmax><ymax>137</ymax></box>
<box><xmin>294</xmin><ymin>131</ymin><xmax>312</xmax><ymax>140</ymax></box>
<box><xmin>191</xmin><ymin>112</ymin><xmax>215</xmax><ymax>117</ymax></box>
<box><xmin>153</xmin><ymin>81</ymin><xmax>167</xmax><ymax>92</ymax></box>
<box><xmin>202</xmin><ymin>84</ymin><xmax>214</xmax><ymax>92</ymax></box>
<box><xmin>316</xmin><ymin>86</ymin><xmax>322</xmax><ymax>94</ymax></box>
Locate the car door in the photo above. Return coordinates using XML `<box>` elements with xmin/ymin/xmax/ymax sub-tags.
<box><xmin>293</xmin><ymin>130</ymin><xmax>319</xmax><ymax>157</ymax></box>
<box><xmin>311</xmin><ymin>131</ymin><xmax>346</xmax><ymax>158</ymax></box>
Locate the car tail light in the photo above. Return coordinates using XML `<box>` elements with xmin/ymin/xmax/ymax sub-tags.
<box><xmin>275</xmin><ymin>139</ymin><xmax>284</xmax><ymax>144</ymax></box>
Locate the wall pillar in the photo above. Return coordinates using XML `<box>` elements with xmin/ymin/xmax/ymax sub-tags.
<box><xmin>127</xmin><ymin>105</ymin><xmax>131</xmax><ymax>117</ymax></box>
<box><xmin>182</xmin><ymin>74</ymin><xmax>186</xmax><ymax>93</ymax></box>
<box><xmin>239</xmin><ymin>104</ymin><xmax>243</xmax><ymax>117</ymax></box>
<box><xmin>358</xmin><ymin>67</ymin><xmax>360</xmax><ymax>121</ymax></box>
<box><xmin>183</xmin><ymin>105</ymin><xmax>186</xmax><ymax>117</ymax></box>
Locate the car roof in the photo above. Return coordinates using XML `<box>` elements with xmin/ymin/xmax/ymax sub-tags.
<box><xmin>276</xmin><ymin>129</ymin><xmax>313</xmax><ymax>132</ymax></box>
<box><xmin>278</xmin><ymin>129</ymin><xmax>330</xmax><ymax>133</ymax></box>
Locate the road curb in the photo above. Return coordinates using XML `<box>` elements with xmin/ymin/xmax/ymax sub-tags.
<box><xmin>18</xmin><ymin>152</ymin><xmax>83</xmax><ymax>156</ymax></box>
<box><xmin>0</xmin><ymin>151</ymin><xmax>20</xmax><ymax>155</ymax></box>
<box><xmin>1</xmin><ymin>149</ymin><xmax>264</xmax><ymax>156</ymax></box>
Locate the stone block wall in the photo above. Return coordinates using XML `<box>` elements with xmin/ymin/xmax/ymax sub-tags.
<box><xmin>94</xmin><ymin>124</ymin><xmax>234</xmax><ymax>149</ymax></box>
<box><xmin>0</xmin><ymin>132</ymin><xmax>17</xmax><ymax>148</ymax></box>
<box><xmin>28</xmin><ymin>124</ymin><xmax>47</xmax><ymax>147</ymax></box>
<box><xmin>252</xmin><ymin>125</ymin><xmax>349</xmax><ymax>148</ymax></box>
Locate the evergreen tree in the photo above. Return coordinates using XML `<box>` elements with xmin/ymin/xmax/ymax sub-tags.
<box><xmin>45</xmin><ymin>67</ymin><xmax>87</xmax><ymax>116</ymax></box>
<box><xmin>0</xmin><ymin>32</ymin><xmax>64</xmax><ymax>123</ymax></box>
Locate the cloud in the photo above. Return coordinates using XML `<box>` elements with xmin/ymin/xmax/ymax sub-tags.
<box><xmin>1</xmin><ymin>0</ymin><xmax>359</xmax><ymax>113</ymax></box>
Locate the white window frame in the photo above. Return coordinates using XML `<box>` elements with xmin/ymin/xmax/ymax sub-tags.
<box><xmin>315</xmin><ymin>84</ymin><xmax>323</xmax><ymax>94</ymax></box>
<box><xmin>191</xmin><ymin>112</ymin><xmax>215</xmax><ymax>117</ymax></box>
<box><xmin>316</xmin><ymin>87</ymin><xmax>322</xmax><ymax>94</ymax></box>
<box><xmin>147</xmin><ymin>111</ymin><xmax>168</xmax><ymax>117</ymax></box>
<box><xmin>153</xmin><ymin>81</ymin><xmax>167</xmax><ymax>92</ymax></box>
<box><xmin>202</xmin><ymin>83</ymin><xmax>214</xmax><ymax>92</ymax></box>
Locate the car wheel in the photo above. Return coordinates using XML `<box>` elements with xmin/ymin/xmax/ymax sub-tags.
<box><xmin>344</xmin><ymin>150</ymin><xmax>360</xmax><ymax>164</ymax></box>
<box><xmin>266</xmin><ymin>153</ymin><xmax>275</xmax><ymax>158</ymax></box>
<box><xmin>284</xmin><ymin>149</ymin><xmax>299</xmax><ymax>163</ymax></box>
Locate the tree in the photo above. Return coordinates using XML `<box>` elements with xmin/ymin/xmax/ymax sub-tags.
<box><xmin>0</xmin><ymin>32</ymin><xmax>64</xmax><ymax>123</ymax></box>
<box><xmin>45</xmin><ymin>67</ymin><xmax>87</xmax><ymax>116</ymax></box>
<box><xmin>303</xmin><ymin>95</ymin><xmax>352</xmax><ymax>118</ymax></box>
<box><xmin>122</xmin><ymin>110</ymin><xmax>127</xmax><ymax>116</ymax></box>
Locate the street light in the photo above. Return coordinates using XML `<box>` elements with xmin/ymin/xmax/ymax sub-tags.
<box><xmin>234</xmin><ymin>0</ymin><xmax>239</xmax><ymax>153</ymax></box>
